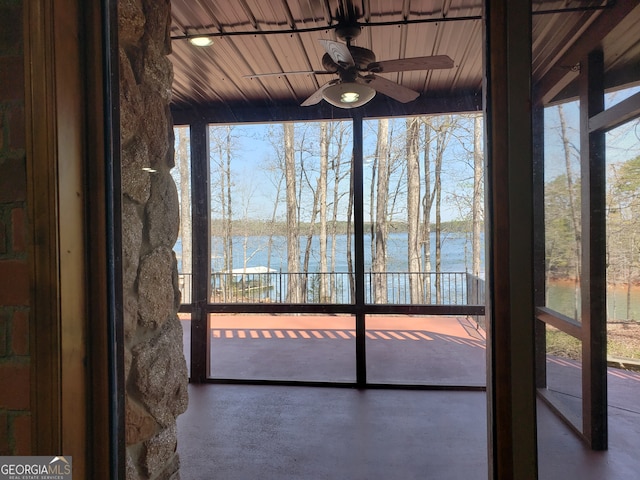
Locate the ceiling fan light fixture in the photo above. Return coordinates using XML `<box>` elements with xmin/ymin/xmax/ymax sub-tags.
<box><xmin>323</xmin><ymin>82</ymin><xmax>375</xmax><ymax>108</ymax></box>
<box><xmin>188</xmin><ymin>36</ymin><xmax>214</xmax><ymax>47</ymax></box>
<box><xmin>341</xmin><ymin>91</ymin><xmax>360</xmax><ymax>103</ymax></box>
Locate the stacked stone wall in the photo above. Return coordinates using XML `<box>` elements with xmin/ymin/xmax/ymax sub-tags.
<box><xmin>119</xmin><ymin>0</ymin><xmax>188</xmax><ymax>478</ymax></box>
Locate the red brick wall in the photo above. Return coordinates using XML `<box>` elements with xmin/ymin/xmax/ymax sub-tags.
<box><xmin>0</xmin><ymin>0</ymin><xmax>32</xmax><ymax>456</ymax></box>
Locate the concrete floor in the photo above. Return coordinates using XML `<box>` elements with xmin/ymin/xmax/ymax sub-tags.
<box><xmin>178</xmin><ymin>386</ymin><xmax>488</xmax><ymax>480</ymax></box>
<box><xmin>183</xmin><ymin>315</ymin><xmax>487</xmax><ymax>386</ymax></box>
<box><xmin>177</xmin><ymin>315</ymin><xmax>640</xmax><ymax>479</ymax></box>
<box><xmin>177</xmin><ymin>385</ymin><xmax>640</xmax><ymax>479</ymax></box>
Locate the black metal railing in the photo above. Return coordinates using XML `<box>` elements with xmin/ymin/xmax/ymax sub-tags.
<box><xmin>178</xmin><ymin>271</ymin><xmax>486</xmax><ymax>307</ymax></box>
<box><xmin>368</xmin><ymin>271</ymin><xmax>470</xmax><ymax>305</ymax></box>
<box><xmin>179</xmin><ymin>273</ymin><xmax>193</xmax><ymax>304</ymax></box>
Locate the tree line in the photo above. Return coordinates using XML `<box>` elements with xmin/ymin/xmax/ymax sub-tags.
<box><xmin>544</xmin><ymin>102</ymin><xmax>640</xmax><ymax>319</ymax></box>
<box><xmin>173</xmin><ymin>106</ymin><xmax>640</xmax><ymax>307</ymax></box>
<box><xmin>173</xmin><ymin>115</ymin><xmax>484</xmax><ymax>304</ymax></box>
<box><xmin>206</xmin><ymin>219</ymin><xmax>474</xmax><ymax>237</ymax></box>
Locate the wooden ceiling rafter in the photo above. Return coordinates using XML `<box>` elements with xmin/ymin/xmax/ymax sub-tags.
<box><xmin>169</xmin><ymin>0</ymin><xmax>640</xmax><ymax>122</ymax></box>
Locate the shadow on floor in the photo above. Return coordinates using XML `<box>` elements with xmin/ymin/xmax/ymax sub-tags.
<box><xmin>177</xmin><ymin>314</ymin><xmax>640</xmax><ymax>479</ymax></box>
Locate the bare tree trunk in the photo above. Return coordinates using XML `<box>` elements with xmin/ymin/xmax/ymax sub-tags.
<box><xmin>284</xmin><ymin>123</ymin><xmax>300</xmax><ymax>302</ymax></box>
<box><xmin>406</xmin><ymin>117</ymin><xmax>422</xmax><ymax>303</ymax></box>
<box><xmin>558</xmin><ymin>105</ymin><xmax>581</xmax><ymax>317</ymax></box>
<box><xmin>319</xmin><ymin>122</ymin><xmax>329</xmax><ymax>302</ymax></box>
<box><xmin>347</xmin><ymin>152</ymin><xmax>355</xmax><ymax>302</ymax></box>
<box><xmin>266</xmin><ymin>174</ymin><xmax>283</xmax><ymax>272</ymax></box>
<box><xmin>369</xmin><ymin>135</ymin><xmax>377</xmax><ymax>275</ymax></box>
<box><xmin>214</xmin><ymin>132</ymin><xmax>232</xmax><ymax>301</ymax></box>
<box><xmin>225</xmin><ymin>127</ymin><xmax>233</xmax><ymax>272</ymax></box>
<box><xmin>177</xmin><ymin>129</ymin><xmax>192</xmax><ymax>273</ymax></box>
<box><xmin>434</xmin><ymin>122</ymin><xmax>443</xmax><ymax>303</ymax></box>
<box><xmin>387</xmin><ymin>126</ymin><xmax>404</xmax><ymax>223</ymax></box>
<box><xmin>302</xmin><ymin>181</ymin><xmax>320</xmax><ymax>302</ymax></box>
<box><xmin>627</xmin><ymin>254</ymin><xmax>633</xmax><ymax>320</ymax></box>
<box><xmin>330</xmin><ymin>124</ymin><xmax>347</xmax><ymax>302</ymax></box>
<box><xmin>626</xmin><ymin>234</ymin><xmax>637</xmax><ymax>319</ymax></box>
<box><xmin>217</xmin><ymin>141</ymin><xmax>226</xmax><ymax>269</ymax></box>
<box><xmin>373</xmin><ymin>119</ymin><xmax>389</xmax><ymax>303</ymax></box>
<box><xmin>264</xmin><ymin>125</ymin><xmax>285</xmax><ymax>273</ymax></box>
<box><xmin>472</xmin><ymin>114</ymin><xmax>483</xmax><ymax>277</ymax></box>
<box><xmin>175</xmin><ymin>129</ymin><xmax>193</xmax><ymax>304</ymax></box>
<box><xmin>421</xmin><ymin>119</ymin><xmax>433</xmax><ymax>302</ymax></box>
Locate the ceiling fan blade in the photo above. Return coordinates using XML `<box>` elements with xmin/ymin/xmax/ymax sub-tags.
<box><xmin>301</xmin><ymin>80</ymin><xmax>337</xmax><ymax>106</ymax></box>
<box><xmin>362</xmin><ymin>75</ymin><xmax>420</xmax><ymax>103</ymax></box>
<box><xmin>319</xmin><ymin>39</ymin><xmax>355</xmax><ymax>68</ymax></box>
<box><xmin>368</xmin><ymin>55</ymin><xmax>454</xmax><ymax>73</ymax></box>
<box><xmin>244</xmin><ymin>70</ymin><xmax>334</xmax><ymax>79</ymax></box>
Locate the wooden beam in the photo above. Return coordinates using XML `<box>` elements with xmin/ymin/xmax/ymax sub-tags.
<box><xmin>580</xmin><ymin>49</ymin><xmax>608</xmax><ymax>451</ymax></box>
<box><xmin>484</xmin><ymin>0</ymin><xmax>538</xmax><ymax>478</ymax></box>
<box><xmin>189</xmin><ymin>122</ymin><xmax>211</xmax><ymax>382</ymax></box>
<box><xmin>534</xmin><ymin>0</ymin><xmax>640</xmax><ymax>105</ymax></box>
<box><xmin>533</xmin><ymin>105</ymin><xmax>548</xmax><ymax>389</ymax></box>
<box><xmin>545</xmin><ymin>64</ymin><xmax>640</xmax><ymax>106</ymax></box>
<box><xmin>84</xmin><ymin>0</ymin><xmax>123</xmax><ymax>477</ymax></box>
<box><xmin>24</xmin><ymin>0</ymin><xmax>63</xmax><ymax>458</ymax></box>
<box><xmin>171</xmin><ymin>92</ymin><xmax>482</xmax><ymax>125</ymax></box>
<box><xmin>589</xmin><ymin>90</ymin><xmax>640</xmax><ymax>133</ymax></box>
<box><xmin>536</xmin><ymin>307</ymin><xmax>583</xmax><ymax>341</ymax></box>
<box><xmin>24</xmin><ymin>0</ymin><xmax>112</xmax><ymax>476</ymax></box>
<box><xmin>202</xmin><ymin>303</ymin><xmax>485</xmax><ymax>316</ymax></box>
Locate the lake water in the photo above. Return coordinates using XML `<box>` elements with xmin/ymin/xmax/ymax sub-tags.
<box><xmin>176</xmin><ymin>231</ymin><xmax>481</xmax><ymax>304</ymax></box>
<box><xmin>202</xmin><ymin>231</ymin><xmax>482</xmax><ymax>274</ymax></box>
<box><xmin>176</xmin><ymin>233</ymin><xmax>640</xmax><ymax>320</ymax></box>
<box><xmin>547</xmin><ymin>281</ymin><xmax>640</xmax><ymax>322</ymax></box>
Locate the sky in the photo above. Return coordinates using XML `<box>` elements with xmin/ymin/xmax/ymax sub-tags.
<box><xmin>544</xmin><ymin>85</ymin><xmax>640</xmax><ymax>182</ymax></box>
<box><xmin>174</xmin><ymin>84</ymin><xmax>640</xmax><ymax>225</ymax></box>
<box><xmin>199</xmin><ymin>115</ymin><xmax>481</xmax><ymax>224</ymax></box>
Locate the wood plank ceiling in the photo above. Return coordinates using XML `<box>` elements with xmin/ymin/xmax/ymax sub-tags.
<box><xmin>168</xmin><ymin>0</ymin><xmax>640</xmax><ymax>122</ymax></box>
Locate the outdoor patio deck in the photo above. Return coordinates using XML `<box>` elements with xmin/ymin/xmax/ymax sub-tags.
<box><xmin>195</xmin><ymin>314</ymin><xmax>486</xmax><ymax>385</ymax></box>
<box><xmin>177</xmin><ymin>314</ymin><xmax>640</xmax><ymax>479</ymax></box>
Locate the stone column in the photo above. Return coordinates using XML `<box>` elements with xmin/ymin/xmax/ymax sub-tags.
<box><xmin>119</xmin><ymin>0</ymin><xmax>188</xmax><ymax>478</ymax></box>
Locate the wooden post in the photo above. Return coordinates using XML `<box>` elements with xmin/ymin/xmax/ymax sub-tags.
<box><xmin>352</xmin><ymin>113</ymin><xmax>367</xmax><ymax>386</ymax></box>
<box><xmin>484</xmin><ymin>0</ymin><xmax>538</xmax><ymax>478</ymax></box>
<box><xmin>190</xmin><ymin>122</ymin><xmax>211</xmax><ymax>382</ymax></box>
<box><xmin>579</xmin><ymin>49</ymin><xmax>607</xmax><ymax>450</ymax></box>
<box><xmin>533</xmin><ymin>105</ymin><xmax>547</xmax><ymax>389</ymax></box>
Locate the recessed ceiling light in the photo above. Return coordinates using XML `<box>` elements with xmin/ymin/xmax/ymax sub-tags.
<box><xmin>189</xmin><ymin>37</ymin><xmax>214</xmax><ymax>47</ymax></box>
<box><xmin>142</xmin><ymin>167</ymin><xmax>157</xmax><ymax>173</ymax></box>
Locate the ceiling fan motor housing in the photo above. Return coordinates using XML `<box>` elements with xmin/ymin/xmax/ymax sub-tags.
<box><xmin>335</xmin><ymin>23</ymin><xmax>362</xmax><ymax>43</ymax></box>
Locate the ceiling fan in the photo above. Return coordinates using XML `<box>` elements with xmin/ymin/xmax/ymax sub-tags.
<box><xmin>245</xmin><ymin>24</ymin><xmax>454</xmax><ymax>109</ymax></box>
